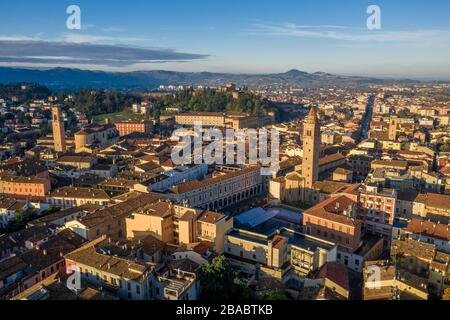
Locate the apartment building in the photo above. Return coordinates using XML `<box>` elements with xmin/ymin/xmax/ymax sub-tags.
<box><xmin>0</xmin><ymin>174</ymin><xmax>51</xmax><ymax>201</ymax></box>
<box><xmin>115</xmin><ymin>120</ymin><xmax>153</xmax><ymax>137</ymax></box>
<box><xmin>47</xmin><ymin>187</ymin><xmax>112</xmax><ymax>209</ymax></box>
<box><xmin>175</xmin><ymin>111</ymin><xmax>258</xmax><ymax>129</ymax></box>
<box><xmin>363</xmin><ymin>260</ymin><xmax>429</xmax><ymax>300</ymax></box>
<box><xmin>402</xmin><ymin>218</ymin><xmax>450</xmax><ymax>253</ymax></box>
<box><xmin>303</xmin><ymin>194</ymin><xmax>384</xmax><ymax>272</ymax></box>
<box><xmin>163</xmin><ymin>166</ymin><xmax>265</xmax><ymax>211</ymax></box>
<box><xmin>64</xmin><ymin>237</ymin><xmax>155</xmax><ymax>300</ymax></box>
<box><xmin>97</xmin><ymin>178</ymin><xmax>149</xmax><ymax>195</ymax></box>
<box><xmin>149</xmin><ymin>164</ymin><xmax>208</xmax><ymax>192</ymax></box>
<box><xmin>413</xmin><ymin>193</ymin><xmax>450</xmax><ymax>221</ymax></box>
<box><xmin>358</xmin><ymin>184</ymin><xmax>397</xmax><ymax>237</ymax></box>
<box><xmin>175</xmin><ymin>112</ymin><xmax>226</xmax><ymax>127</ymax></box>
<box><xmin>126</xmin><ymin>201</ymin><xmax>233</xmax><ymax>253</ymax></box>
<box><xmin>56</xmin><ymin>155</ymin><xmax>96</xmax><ymax>170</ymax></box>
<box><xmin>155</xmin><ymin>260</ymin><xmax>199</xmax><ymax>300</ymax></box>
<box><xmin>226</xmin><ymin>112</ymin><xmax>259</xmax><ymax>129</ymax></box>
<box><xmin>224</xmin><ymin>227</ymin><xmax>337</xmax><ymax>279</ymax></box>
<box><xmin>65</xmin><ymin>193</ymin><xmax>160</xmax><ymax>241</ymax></box>
<box><xmin>391</xmin><ymin>237</ymin><xmax>450</xmax><ymax>297</ymax></box>
<box><xmin>303</xmin><ymin>195</ymin><xmax>362</xmax><ymax>253</ymax></box>
<box><xmin>0</xmin><ymin>229</ymin><xmax>85</xmax><ymax>299</ymax></box>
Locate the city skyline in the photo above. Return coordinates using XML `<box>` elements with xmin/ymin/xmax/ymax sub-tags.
<box><xmin>1</xmin><ymin>0</ymin><xmax>450</xmax><ymax>79</ymax></box>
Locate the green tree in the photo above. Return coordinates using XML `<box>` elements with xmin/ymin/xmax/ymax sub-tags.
<box><xmin>260</xmin><ymin>290</ymin><xmax>289</xmax><ymax>300</ymax></box>
<box><xmin>198</xmin><ymin>255</ymin><xmax>254</xmax><ymax>301</ymax></box>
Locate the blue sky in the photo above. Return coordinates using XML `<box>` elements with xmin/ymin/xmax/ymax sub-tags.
<box><xmin>0</xmin><ymin>0</ymin><xmax>450</xmax><ymax>79</ymax></box>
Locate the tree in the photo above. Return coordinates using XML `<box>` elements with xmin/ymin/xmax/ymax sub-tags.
<box><xmin>198</xmin><ymin>255</ymin><xmax>254</xmax><ymax>301</ymax></box>
<box><xmin>260</xmin><ymin>290</ymin><xmax>289</xmax><ymax>300</ymax></box>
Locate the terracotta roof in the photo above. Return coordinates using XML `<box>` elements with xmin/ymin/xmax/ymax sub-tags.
<box><xmin>170</xmin><ymin>166</ymin><xmax>260</xmax><ymax>194</ymax></box>
<box><xmin>317</xmin><ymin>262</ymin><xmax>349</xmax><ymax>291</ymax></box>
<box><xmin>57</xmin><ymin>155</ymin><xmax>93</xmax><ymax>163</ymax></box>
<box><xmin>138</xmin><ymin>201</ymin><xmax>173</xmax><ymax>218</ymax></box>
<box><xmin>415</xmin><ymin>193</ymin><xmax>450</xmax><ymax>210</ymax></box>
<box><xmin>391</xmin><ymin>238</ymin><xmax>435</xmax><ymax>261</ymax></box>
<box><xmin>334</xmin><ymin>167</ymin><xmax>352</xmax><ymax>175</ymax></box>
<box><xmin>372</xmin><ymin>159</ymin><xmax>408</xmax><ymax>169</ymax></box>
<box><xmin>319</xmin><ymin>153</ymin><xmax>346</xmax><ymax>166</ymax></box>
<box><xmin>49</xmin><ymin>187</ymin><xmax>110</xmax><ymax>200</ymax></box>
<box><xmin>135</xmin><ymin>161</ymin><xmax>162</xmax><ymax>172</ymax></box>
<box><xmin>65</xmin><ymin>237</ymin><xmax>152</xmax><ymax>282</ymax></box>
<box><xmin>198</xmin><ymin>211</ymin><xmax>225</xmax><ymax>224</ymax></box>
<box><xmin>0</xmin><ymin>173</ymin><xmax>47</xmax><ymax>185</ymax></box>
<box><xmin>304</xmin><ymin>195</ymin><xmax>357</xmax><ymax>227</ymax></box>
<box><xmin>406</xmin><ymin>219</ymin><xmax>450</xmax><ymax>241</ymax></box>
<box><xmin>79</xmin><ymin>193</ymin><xmax>159</xmax><ymax>228</ymax></box>
<box><xmin>313</xmin><ymin>181</ymin><xmax>352</xmax><ymax>195</ymax></box>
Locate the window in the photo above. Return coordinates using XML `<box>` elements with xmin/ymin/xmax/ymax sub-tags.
<box><xmin>136</xmin><ymin>285</ymin><xmax>141</xmax><ymax>295</ymax></box>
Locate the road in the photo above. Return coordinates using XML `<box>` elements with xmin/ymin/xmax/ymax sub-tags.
<box><xmin>358</xmin><ymin>95</ymin><xmax>375</xmax><ymax>142</ymax></box>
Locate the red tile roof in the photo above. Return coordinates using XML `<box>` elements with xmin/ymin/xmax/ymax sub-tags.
<box><xmin>406</xmin><ymin>219</ymin><xmax>450</xmax><ymax>241</ymax></box>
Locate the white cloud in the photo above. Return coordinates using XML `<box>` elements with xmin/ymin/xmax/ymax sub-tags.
<box><xmin>248</xmin><ymin>23</ymin><xmax>450</xmax><ymax>43</ymax></box>
<box><xmin>62</xmin><ymin>33</ymin><xmax>146</xmax><ymax>45</ymax></box>
<box><xmin>62</xmin><ymin>33</ymin><xmax>115</xmax><ymax>43</ymax></box>
<box><xmin>0</xmin><ymin>35</ymin><xmax>40</xmax><ymax>41</ymax></box>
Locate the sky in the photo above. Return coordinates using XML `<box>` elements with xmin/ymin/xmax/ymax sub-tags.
<box><xmin>0</xmin><ymin>0</ymin><xmax>450</xmax><ymax>79</ymax></box>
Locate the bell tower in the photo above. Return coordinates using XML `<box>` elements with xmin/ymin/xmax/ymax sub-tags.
<box><xmin>301</xmin><ymin>106</ymin><xmax>320</xmax><ymax>203</ymax></box>
<box><xmin>52</xmin><ymin>106</ymin><xmax>67</xmax><ymax>152</ymax></box>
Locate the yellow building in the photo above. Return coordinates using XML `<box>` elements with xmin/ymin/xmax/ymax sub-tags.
<box><xmin>126</xmin><ymin>202</ymin><xmax>233</xmax><ymax>253</ymax></box>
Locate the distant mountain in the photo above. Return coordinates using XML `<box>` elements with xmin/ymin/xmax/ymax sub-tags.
<box><xmin>0</xmin><ymin>67</ymin><xmax>419</xmax><ymax>91</ymax></box>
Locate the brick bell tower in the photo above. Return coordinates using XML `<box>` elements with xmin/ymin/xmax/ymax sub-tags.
<box><xmin>301</xmin><ymin>106</ymin><xmax>320</xmax><ymax>203</ymax></box>
<box><xmin>52</xmin><ymin>106</ymin><xmax>67</xmax><ymax>152</ymax></box>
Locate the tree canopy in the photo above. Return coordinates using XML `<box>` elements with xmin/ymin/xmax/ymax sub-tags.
<box><xmin>160</xmin><ymin>88</ymin><xmax>274</xmax><ymax>115</ymax></box>
<box><xmin>198</xmin><ymin>255</ymin><xmax>254</xmax><ymax>301</ymax></box>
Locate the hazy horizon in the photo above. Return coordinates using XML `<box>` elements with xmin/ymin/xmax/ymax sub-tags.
<box><xmin>1</xmin><ymin>0</ymin><xmax>450</xmax><ymax>79</ymax></box>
